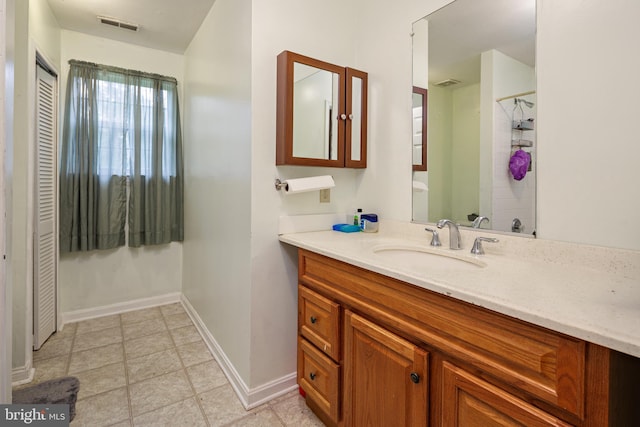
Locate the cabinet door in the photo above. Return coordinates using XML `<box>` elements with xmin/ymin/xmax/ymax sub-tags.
<box><xmin>441</xmin><ymin>361</ymin><xmax>573</xmax><ymax>427</ymax></box>
<box><xmin>343</xmin><ymin>310</ymin><xmax>428</xmax><ymax>427</ymax></box>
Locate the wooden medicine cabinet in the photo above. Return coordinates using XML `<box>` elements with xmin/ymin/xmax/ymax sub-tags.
<box><xmin>276</xmin><ymin>50</ymin><xmax>367</xmax><ymax>168</ymax></box>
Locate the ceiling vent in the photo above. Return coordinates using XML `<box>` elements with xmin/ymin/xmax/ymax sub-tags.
<box><xmin>98</xmin><ymin>16</ymin><xmax>139</xmax><ymax>32</ymax></box>
<box><xmin>434</xmin><ymin>79</ymin><xmax>461</xmax><ymax>87</ymax></box>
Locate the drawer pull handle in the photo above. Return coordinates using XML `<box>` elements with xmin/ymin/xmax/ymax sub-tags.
<box><xmin>309</xmin><ymin>372</ymin><xmax>317</xmax><ymax>381</ymax></box>
<box><xmin>410</xmin><ymin>372</ymin><xmax>420</xmax><ymax>384</ymax></box>
<box><xmin>310</xmin><ymin>316</ymin><xmax>317</xmax><ymax>324</ymax></box>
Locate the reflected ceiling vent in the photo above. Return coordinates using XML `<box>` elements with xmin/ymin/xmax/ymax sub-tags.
<box><xmin>98</xmin><ymin>16</ymin><xmax>139</xmax><ymax>32</ymax></box>
<box><xmin>434</xmin><ymin>78</ymin><xmax>461</xmax><ymax>87</ymax></box>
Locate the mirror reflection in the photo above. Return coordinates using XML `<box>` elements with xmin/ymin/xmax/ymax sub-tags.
<box><xmin>412</xmin><ymin>87</ymin><xmax>428</xmax><ymax>171</ymax></box>
<box><xmin>412</xmin><ymin>0</ymin><xmax>536</xmax><ymax>236</ymax></box>
<box><xmin>293</xmin><ymin>63</ymin><xmax>340</xmax><ymax>160</ymax></box>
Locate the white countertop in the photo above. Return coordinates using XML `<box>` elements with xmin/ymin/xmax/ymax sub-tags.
<box><xmin>279</xmin><ymin>220</ymin><xmax>640</xmax><ymax>358</ymax></box>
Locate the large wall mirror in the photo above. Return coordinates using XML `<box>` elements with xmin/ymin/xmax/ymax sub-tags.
<box><xmin>412</xmin><ymin>0</ymin><xmax>537</xmax><ymax>235</ymax></box>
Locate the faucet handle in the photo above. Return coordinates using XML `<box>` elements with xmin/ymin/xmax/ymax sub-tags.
<box><xmin>471</xmin><ymin>237</ymin><xmax>499</xmax><ymax>255</ymax></box>
<box><xmin>424</xmin><ymin>228</ymin><xmax>442</xmax><ymax>247</ymax></box>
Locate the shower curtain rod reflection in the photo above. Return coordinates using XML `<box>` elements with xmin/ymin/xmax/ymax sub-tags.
<box><xmin>496</xmin><ymin>90</ymin><xmax>536</xmax><ymax>102</ymax></box>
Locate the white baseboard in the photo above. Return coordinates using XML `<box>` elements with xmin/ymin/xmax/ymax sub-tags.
<box><xmin>61</xmin><ymin>292</ymin><xmax>182</xmax><ymax>325</ymax></box>
<box><xmin>181</xmin><ymin>295</ymin><xmax>298</xmax><ymax>410</ymax></box>
<box><xmin>12</xmin><ymin>365</ymin><xmax>35</xmax><ymax>386</ymax></box>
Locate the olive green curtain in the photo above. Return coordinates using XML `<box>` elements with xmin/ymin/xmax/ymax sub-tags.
<box><xmin>59</xmin><ymin>60</ymin><xmax>184</xmax><ymax>253</ymax></box>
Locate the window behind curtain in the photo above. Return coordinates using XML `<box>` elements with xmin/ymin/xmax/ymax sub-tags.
<box><xmin>59</xmin><ymin>60</ymin><xmax>184</xmax><ymax>253</ymax></box>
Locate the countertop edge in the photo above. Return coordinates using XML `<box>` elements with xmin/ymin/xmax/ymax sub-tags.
<box><xmin>279</xmin><ymin>233</ymin><xmax>640</xmax><ymax>359</ymax></box>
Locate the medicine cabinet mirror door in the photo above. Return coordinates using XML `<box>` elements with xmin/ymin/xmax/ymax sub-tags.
<box><xmin>412</xmin><ymin>86</ymin><xmax>427</xmax><ymax>171</ymax></box>
<box><xmin>276</xmin><ymin>50</ymin><xmax>367</xmax><ymax>168</ymax></box>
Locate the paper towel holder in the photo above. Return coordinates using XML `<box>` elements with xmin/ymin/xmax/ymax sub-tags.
<box><xmin>274</xmin><ymin>176</ymin><xmax>335</xmax><ymax>193</ymax></box>
<box><xmin>274</xmin><ymin>179</ymin><xmax>288</xmax><ymax>191</ymax></box>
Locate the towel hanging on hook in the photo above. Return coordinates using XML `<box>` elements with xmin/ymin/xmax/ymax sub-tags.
<box><xmin>509</xmin><ymin>149</ymin><xmax>531</xmax><ymax>181</ymax></box>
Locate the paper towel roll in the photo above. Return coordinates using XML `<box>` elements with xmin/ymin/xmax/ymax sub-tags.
<box><xmin>283</xmin><ymin>175</ymin><xmax>335</xmax><ymax>195</ymax></box>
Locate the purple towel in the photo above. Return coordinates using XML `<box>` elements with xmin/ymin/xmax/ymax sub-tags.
<box><xmin>509</xmin><ymin>149</ymin><xmax>531</xmax><ymax>180</ymax></box>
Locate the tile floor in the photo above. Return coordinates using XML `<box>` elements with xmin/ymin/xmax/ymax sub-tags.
<box><xmin>16</xmin><ymin>303</ymin><xmax>323</xmax><ymax>427</ymax></box>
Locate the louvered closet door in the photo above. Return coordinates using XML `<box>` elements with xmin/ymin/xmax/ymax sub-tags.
<box><xmin>33</xmin><ymin>64</ymin><xmax>57</xmax><ymax>350</ymax></box>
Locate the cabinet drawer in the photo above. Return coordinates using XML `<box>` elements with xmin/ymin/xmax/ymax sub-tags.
<box><xmin>298</xmin><ymin>337</ymin><xmax>340</xmax><ymax>424</ymax></box>
<box><xmin>299</xmin><ymin>285</ymin><xmax>341</xmax><ymax>361</ymax></box>
<box><xmin>442</xmin><ymin>361</ymin><xmax>573</xmax><ymax>426</ymax></box>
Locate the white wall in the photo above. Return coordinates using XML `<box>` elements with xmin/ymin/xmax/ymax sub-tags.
<box><xmin>58</xmin><ymin>30</ymin><xmax>184</xmax><ymax>312</ymax></box>
<box><xmin>182</xmin><ymin>0</ymin><xmax>253</xmax><ymax>386</ymax></box>
<box><xmin>1</xmin><ymin>0</ymin><xmax>15</xmax><ymax>402</ymax></box>
<box><xmin>536</xmin><ymin>0</ymin><xmax>640</xmax><ymax>249</ymax></box>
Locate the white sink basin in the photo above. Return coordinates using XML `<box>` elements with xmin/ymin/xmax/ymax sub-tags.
<box><xmin>371</xmin><ymin>244</ymin><xmax>486</xmax><ymax>270</ymax></box>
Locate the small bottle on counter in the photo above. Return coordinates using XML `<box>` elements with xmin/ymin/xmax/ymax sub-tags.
<box><xmin>353</xmin><ymin>208</ymin><xmax>363</xmax><ymax>226</ymax></box>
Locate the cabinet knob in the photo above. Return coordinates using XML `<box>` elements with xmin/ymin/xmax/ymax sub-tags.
<box><xmin>410</xmin><ymin>372</ymin><xmax>420</xmax><ymax>384</ymax></box>
<box><xmin>310</xmin><ymin>316</ymin><xmax>317</xmax><ymax>324</ymax></box>
<box><xmin>340</xmin><ymin>113</ymin><xmax>347</xmax><ymax>120</ymax></box>
<box><xmin>309</xmin><ymin>372</ymin><xmax>316</xmax><ymax>381</ymax></box>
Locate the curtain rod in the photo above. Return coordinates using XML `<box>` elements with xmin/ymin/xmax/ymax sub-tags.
<box><xmin>496</xmin><ymin>90</ymin><xmax>536</xmax><ymax>102</ymax></box>
<box><xmin>68</xmin><ymin>60</ymin><xmax>177</xmax><ymax>84</ymax></box>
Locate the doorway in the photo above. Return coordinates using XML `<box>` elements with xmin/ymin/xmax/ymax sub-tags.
<box><xmin>33</xmin><ymin>59</ymin><xmax>58</xmax><ymax>350</ymax></box>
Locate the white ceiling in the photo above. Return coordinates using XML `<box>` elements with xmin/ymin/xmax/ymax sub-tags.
<box><xmin>47</xmin><ymin>0</ymin><xmax>217</xmax><ymax>54</ymax></box>
<box><xmin>423</xmin><ymin>0</ymin><xmax>536</xmax><ymax>87</ymax></box>
<box><xmin>46</xmin><ymin>0</ymin><xmax>535</xmax><ymax>82</ymax></box>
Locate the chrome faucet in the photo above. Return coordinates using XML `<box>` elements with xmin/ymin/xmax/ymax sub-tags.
<box><xmin>436</xmin><ymin>219</ymin><xmax>462</xmax><ymax>250</ymax></box>
<box><xmin>471</xmin><ymin>216</ymin><xmax>489</xmax><ymax>229</ymax></box>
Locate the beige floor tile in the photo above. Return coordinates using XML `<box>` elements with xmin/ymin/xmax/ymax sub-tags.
<box><xmin>72</xmin><ymin>387</ymin><xmax>130</xmax><ymax>426</ymax></box>
<box><xmin>164</xmin><ymin>312</ymin><xmax>192</xmax><ymax>330</ymax></box>
<box><xmin>227</xmin><ymin>408</ymin><xmax>285</xmax><ymax>427</ymax></box>
<box><xmin>75</xmin><ymin>315</ymin><xmax>121</xmax><ymax>335</ymax></box>
<box><xmin>31</xmin><ymin>356</ymin><xmax>69</xmax><ymax>384</ymax></box>
<box><xmin>126</xmin><ymin>348</ymin><xmax>182</xmax><ymax>384</ymax></box>
<box><xmin>75</xmin><ymin>362</ymin><xmax>127</xmax><ymax>400</ymax></box>
<box><xmin>27</xmin><ymin>304</ymin><xmax>324</xmax><ymax>427</ymax></box>
<box><xmin>129</xmin><ymin>370</ymin><xmax>193</xmax><ymax>417</ymax></box>
<box><xmin>122</xmin><ymin>318</ymin><xmax>167</xmax><ymax>341</ymax></box>
<box><xmin>73</xmin><ymin>326</ymin><xmax>123</xmax><ymax>353</ymax></box>
<box><xmin>121</xmin><ymin>307</ymin><xmax>162</xmax><ymax>325</ymax></box>
<box><xmin>48</xmin><ymin>322</ymin><xmax>77</xmax><ymax>343</ymax></box>
<box><xmin>68</xmin><ymin>343</ymin><xmax>124</xmax><ymax>374</ymax></box>
<box><xmin>123</xmin><ymin>331</ymin><xmax>174</xmax><ymax>360</ymax></box>
<box><xmin>132</xmin><ymin>397</ymin><xmax>206</xmax><ymax>427</ymax></box>
<box><xmin>198</xmin><ymin>384</ymin><xmax>255</xmax><ymax>426</ymax></box>
<box><xmin>177</xmin><ymin>340</ymin><xmax>213</xmax><ymax>367</ymax></box>
<box><xmin>33</xmin><ymin>337</ymin><xmax>74</xmax><ymax>361</ymax></box>
<box><xmin>269</xmin><ymin>392</ymin><xmax>324</xmax><ymax>427</ymax></box>
<box><xmin>169</xmin><ymin>325</ymin><xmax>201</xmax><ymax>346</ymax></box>
<box><xmin>186</xmin><ymin>360</ymin><xmax>228</xmax><ymax>394</ymax></box>
<box><xmin>160</xmin><ymin>303</ymin><xmax>185</xmax><ymax>317</ymax></box>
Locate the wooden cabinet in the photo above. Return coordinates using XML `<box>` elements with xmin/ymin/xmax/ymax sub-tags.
<box><xmin>343</xmin><ymin>311</ymin><xmax>428</xmax><ymax>427</ymax></box>
<box><xmin>296</xmin><ymin>248</ymin><xmax>640</xmax><ymax>426</ymax></box>
<box><xmin>276</xmin><ymin>50</ymin><xmax>367</xmax><ymax>168</ymax></box>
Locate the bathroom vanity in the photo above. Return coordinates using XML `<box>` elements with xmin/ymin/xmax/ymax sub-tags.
<box><xmin>280</xmin><ymin>222</ymin><xmax>640</xmax><ymax>426</ymax></box>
